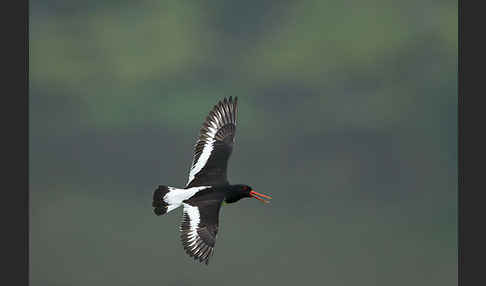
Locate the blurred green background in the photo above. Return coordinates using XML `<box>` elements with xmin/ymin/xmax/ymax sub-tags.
<box><xmin>29</xmin><ymin>1</ymin><xmax>457</xmax><ymax>285</ymax></box>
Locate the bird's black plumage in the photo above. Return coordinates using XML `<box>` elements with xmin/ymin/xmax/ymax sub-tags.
<box><xmin>151</xmin><ymin>97</ymin><xmax>271</xmax><ymax>265</ymax></box>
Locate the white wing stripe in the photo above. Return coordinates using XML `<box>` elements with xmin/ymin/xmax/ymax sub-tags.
<box><xmin>187</xmin><ymin>139</ymin><xmax>215</xmax><ymax>185</ymax></box>
<box><xmin>183</xmin><ymin>204</ymin><xmax>201</xmax><ymax>249</ymax></box>
<box><xmin>187</xmin><ymin>116</ymin><xmax>220</xmax><ymax>186</ymax></box>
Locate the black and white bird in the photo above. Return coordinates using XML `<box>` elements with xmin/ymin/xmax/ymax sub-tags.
<box><xmin>152</xmin><ymin>97</ymin><xmax>272</xmax><ymax>265</ymax></box>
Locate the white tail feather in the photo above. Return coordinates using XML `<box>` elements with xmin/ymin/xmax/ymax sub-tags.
<box><xmin>163</xmin><ymin>186</ymin><xmax>210</xmax><ymax>213</ymax></box>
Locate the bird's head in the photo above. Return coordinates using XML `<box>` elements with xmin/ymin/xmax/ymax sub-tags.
<box><xmin>224</xmin><ymin>184</ymin><xmax>272</xmax><ymax>204</ymax></box>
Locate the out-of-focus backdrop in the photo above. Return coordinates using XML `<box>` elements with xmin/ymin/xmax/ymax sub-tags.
<box><xmin>29</xmin><ymin>1</ymin><xmax>457</xmax><ymax>285</ymax></box>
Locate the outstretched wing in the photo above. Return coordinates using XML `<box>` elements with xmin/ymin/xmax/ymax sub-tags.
<box><xmin>180</xmin><ymin>200</ymin><xmax>223</xmax><ymax>265</ymax></box>
<box><xmin>186</xmin><ymin>97</ymin><xmax>238</xmax><ymax>188</ymax></box>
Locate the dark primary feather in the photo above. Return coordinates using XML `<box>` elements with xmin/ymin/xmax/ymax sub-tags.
<box><xmin>186</xmin><ymin>97</ymin><xmax>238</xmax><ymax>188</ymax></box>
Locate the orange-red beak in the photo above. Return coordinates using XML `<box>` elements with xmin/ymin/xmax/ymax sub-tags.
<box><xmin>249</xmin><ymin>190</ymin><xmax>272</xmax><ymax>204</ymax></box>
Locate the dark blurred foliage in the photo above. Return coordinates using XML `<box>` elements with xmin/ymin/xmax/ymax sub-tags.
<box><xmin>30</xmin><ymin>1</ymin><xmax>457</xmax><ymax>285</ymax></box>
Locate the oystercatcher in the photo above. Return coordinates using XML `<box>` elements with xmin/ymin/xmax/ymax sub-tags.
<box><xmin>152</xmin><ymin>97</ymin><xmax>272</xmax><ymax>265</ymax></box>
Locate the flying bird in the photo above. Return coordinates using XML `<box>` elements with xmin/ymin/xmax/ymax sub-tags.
<box><xmin>152</xmin><ymin>97</ymin><xmax>272</xmax><ymax>265</ymax></box>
